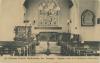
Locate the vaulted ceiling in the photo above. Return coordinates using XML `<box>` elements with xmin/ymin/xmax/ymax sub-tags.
<box><xmin>24</xmin><ymin>0</ymin><xmax>73</xmax><ymax>9</ymax></box>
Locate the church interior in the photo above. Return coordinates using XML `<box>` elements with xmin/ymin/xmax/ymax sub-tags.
<box><xmin>0</xmin><ymin>0</ymin><xmax>100</xmax><ymax>56</ymax></box>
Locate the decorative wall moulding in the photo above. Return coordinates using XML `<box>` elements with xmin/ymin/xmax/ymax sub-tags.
<box><xmin>81</xmin><ymin>9</ymin><xmax>95</xmax><ymax>26</ymax></box>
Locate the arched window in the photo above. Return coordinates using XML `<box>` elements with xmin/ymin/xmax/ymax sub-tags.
<box><xmin>81</xmin><ymin>9</ymin><xmax>95</xmax><ymax>26</ymax></box>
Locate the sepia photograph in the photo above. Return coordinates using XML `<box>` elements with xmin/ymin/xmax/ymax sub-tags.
<box><xmin>0</xmin><ymin>0</ymin><xmax>100</xmax><ymax>63</ymax></box>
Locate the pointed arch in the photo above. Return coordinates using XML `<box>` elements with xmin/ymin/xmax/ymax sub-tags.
<box><xmin>81</xmin><ymin>9</ymin><xmax>95</xmax><ymax>26</ymax></box>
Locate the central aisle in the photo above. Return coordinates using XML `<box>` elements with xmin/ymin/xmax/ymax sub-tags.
<box><xmin>36</xmin><ymin>41</ymin><xmax>61</xmax><ymax>56</ymax></box>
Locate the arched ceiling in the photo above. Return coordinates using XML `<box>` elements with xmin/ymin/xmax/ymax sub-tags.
<box><xmin>24</xmin><ymin>0</ymin><xmax>73</xmax><ymax>9</ymax></box>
